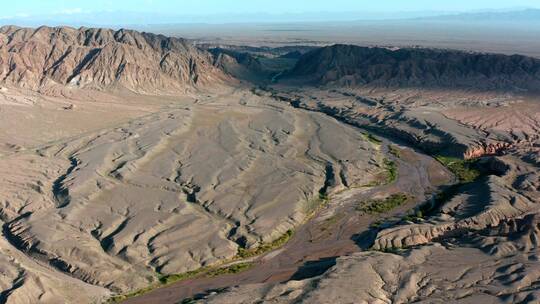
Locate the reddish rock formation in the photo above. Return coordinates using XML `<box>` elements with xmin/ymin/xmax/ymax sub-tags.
<box><xmin>464</xmin><ymin>142</ymin><xmax>511</xmax><ymax>159</ymax></box>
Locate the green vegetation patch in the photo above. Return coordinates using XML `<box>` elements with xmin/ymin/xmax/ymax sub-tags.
<box><xmin>205</xmin><ymin>262</ymin><xmax>254</xmax><ymax>278</ymax></box>
<box><xmin>106</xmin><ymin>284</ymin><xmax>160</xmax><ymax>303</ymax></box>
<box><xmin>363</xmin><ymin>133</ymin><xmax>382</xmax><ymax>145</ymax></box>
<box><xmin>359</xmin><ymin>157</ymin><xmax>398</xmax><ymax>188</ymax></box>
<box><xmin>394</xmin><ymin>156</ymin><xmax>482</xmax><ymax>225</ymax></box>
<box><xmin>356</xmin><ymin>193</ymin><xmax>409</xmax><ymax>214</ymax></box>
<box><xmin>159</xmin><ymin>262</ymin><xmax>254</xmax><ymax>285</ymax></box>
<box><xmin>435</xmin><ymin>156</ymin><xmax>480</xmax><ymax>183</ymax></box>
<box><xmin>106</xmin><ymin>262</ymin><xmax>254</xmax><ymax>303</ymax></box>
<box><xmin>388</xmin><ymin>145</ymin><xmax>401</xmax><ymax>158</ymax></box>
<box><xmin>402</xmin><ymin>209</ymin><xmax>425</xmax><ymax>223</ymax></box>
<box><xmin>383</xmin><ymin>158</ymin><xmax>398</xmax><ymax>183</ymax></box>
<box><xmin>158</xmin><ymin>267</ymin><xmax>209</xmax><ymax>285</ymax></box>
<box><xmin>237</xmin><ymin>229</ymin><xmax>294</xmax><ymax>259</ymax></box>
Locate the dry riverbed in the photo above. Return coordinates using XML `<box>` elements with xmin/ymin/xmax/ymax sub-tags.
<box><xmin>121</xmin><ymin>131</ymin><xmax>452</xmax><ymax>304</ymax></box>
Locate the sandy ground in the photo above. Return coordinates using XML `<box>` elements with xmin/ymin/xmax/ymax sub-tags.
<box><xmin>0</xmin><ymin>88</ymin><xmax>182</xmax><ymax>156</ymax></box>
<box><xmin>1</xmin><ymin>83</ymin><xmax>539</xmax><ymax>304</ymax></box>
<box><xmin>0</xmin><ymin>29</ymin><xmax>539</xmax><ymax>303</ymax></box>
<box><xmin>123</xmin><ymin>141</ymin><xmax>452</xmax><ymax>304</ymax></box>
<box><xmin>0</xmin><ymin>87</ymin><xmax>386</xmax><ymax>303</ymax></box>
<box><xmin>190</xmin><ymin>86</ymin><xmax>540</xmax><ymax>304</ymax></box>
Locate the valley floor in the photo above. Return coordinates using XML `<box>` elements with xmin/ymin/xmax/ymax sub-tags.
<box><xmin>0</xmin><ymin>84</ymin><xmax>539</xmax><ymax>304</ymax></box>
<box><xmin>0</xmin><ymin>87</ymin><xmax>383</xmax><ymax>303</ymax></box>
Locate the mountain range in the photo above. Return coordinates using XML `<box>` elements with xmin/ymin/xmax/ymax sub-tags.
<box><xmin>3</xmin><ymin>26</ymin><xmax>540</xmax><ymax>95</ymax></box>
<box><xmin>0</xmin><ymin>25</ymin><xmax>227</xmax><ymax>94</ymax></box>
<box><xmin>282</xmin><ymin>44</ymin><xmax>540</xmax><ymax>91</ymax></box>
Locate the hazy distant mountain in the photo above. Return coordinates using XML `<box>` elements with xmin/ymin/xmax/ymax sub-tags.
<box><xmin>416</xmin><ymin>8</ymin><xmax>540</xmax><ymax>22</ymax></box>
<box><xmin>0</xmin><ymin>9</ymin><xmax>522</xmax><ymax>28</ymax></box>
<box><xmin>2</xmin><ymin>8</ymin><xmax>539</xmax><ymax>28</ymax></box>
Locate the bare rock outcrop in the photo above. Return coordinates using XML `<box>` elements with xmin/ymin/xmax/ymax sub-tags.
<box><xmin>0</xmin><ymin>28</ymin><xmax>539</xmax><ymax>304</ymax></box>
<box><xmin>0</xmin><ymin>90</ymin><xmax>383</xmax><ymax>297</ymax></box>
<box><xmin>197</xmin><ymin>242</ymin><xmax>540</xmax><ymax>304</ymax></box>
<box><xmin>477</xmin><ymin>212</ymin><xmax>540</xmax><ymax>256</ymax></box>
<box><xmin>0</xmin><ymin>26</ymin><xmax>230</xmax><ymax>94</ymax></box>
<box><xmin>464</xmin><ymin>142</ymin><xmax>511</xmax><ymax>159</ymax></box>
<box><xmin>372</xmin><ymin>166</ymin><xmax>535</xmax><ymax>251</ymax></box>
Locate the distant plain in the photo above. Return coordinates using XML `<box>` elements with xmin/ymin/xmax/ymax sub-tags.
<box><xmin>146</xmin><ymin>20</ymin><xmax>540</xmax><ymax>58</ymax></box>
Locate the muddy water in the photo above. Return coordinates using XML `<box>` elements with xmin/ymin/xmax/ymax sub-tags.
<box><xmin>123</xmin><ymin>139</ymin><xmax>452</xmax><ymax>304</ymax></box>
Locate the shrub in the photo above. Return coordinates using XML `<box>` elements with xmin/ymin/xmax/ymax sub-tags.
<box><xmin>356</xmin><ymin>193</ymin><xmax>409</xmax><ymax>214</ymax></box>
<box><xmin>388</xmin><ymin>145</ymin><xmax>401</xmax><ymax>158</ymax></box>
<box><xmin>435</xmin><ymin>156</ymin><xmax>480</xmax><ymax>183</ymax></box>
<box><xmin>384</xmin><ymin>158</ymin><xmax>398</xmax><ymax>183</ymax></box>
<box><xmin>237</xmin><ymin>229</ymin><xmax>294</xmax><ymax>259</ymax></box>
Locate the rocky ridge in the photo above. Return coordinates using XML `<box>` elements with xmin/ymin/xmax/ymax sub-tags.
<box><xmin>282</xmin><ymin>44</ymin><xmax>540</xmax><ymax>92</ymax></box>
<box><xmin>0</xmin><ymin>26</ymin><xmax>229</xmax><ymax>94</ymax></box>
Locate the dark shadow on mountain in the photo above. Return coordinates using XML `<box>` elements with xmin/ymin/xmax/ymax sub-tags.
<box><xmin>288</xmin><ymin>257</ymin><xmax>338</xmax><ymax>281</ymax></box>
<box><xmin>279</xmin><ymin>44</ymin><xmax>540</xmax><ymax>95</ymax></box>
<box><xmin>351</xmin><ymin>228</ymin><xmax>379</xmax><ymax>250</ymax></box>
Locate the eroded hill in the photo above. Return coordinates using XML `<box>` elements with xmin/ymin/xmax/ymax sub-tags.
<box><xmin>0</xmin><ymin>26</ymin><xmax>229</xmax><ymax>94</ymax></box>
<box><xmin>282</xmin><ymin>44</ymin><xmax>540</xmax><ymax>91</ymax></box>
<box><xmin>0</xmin><ymin>26</ymin><xmax>539</xmax><ymax>304</ymax></box>
<box><xmin>189</xmin><ymin>45</ymin><xmax>540</xmax><ymax>304</ymax></box>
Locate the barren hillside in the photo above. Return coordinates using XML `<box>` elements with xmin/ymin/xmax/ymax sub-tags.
<box><xmin>0</xmin><ymin>26</ymin><xmax>229</xmax><ymax>94</ymax></box>
<box><xmin>283</xmin><ymin>44</ymin><xmax>540</xmax><ymax>91</ymax></box>
<box><xmin>0</xmin><ymin>26</ymin><xmax>539</xmax><ymax>304</ymax></box>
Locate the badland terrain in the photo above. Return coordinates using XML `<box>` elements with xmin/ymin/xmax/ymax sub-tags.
<box><xmin>0</xmin><ymin>25</ymin><xmax>539</xmax><ymax>304</ymax></box>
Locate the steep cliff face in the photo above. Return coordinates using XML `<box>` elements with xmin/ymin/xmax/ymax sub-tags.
<box><xmin>0</xmin><ymin>26</ymin><xmax>229</xmax><ymax>94</ymax></box>
<box><xmin>283</xmin><ymin>44</ymin><xmax>540</xmax><ymax>92</ymax></box>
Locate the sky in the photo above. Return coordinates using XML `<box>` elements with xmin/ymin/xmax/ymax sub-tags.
<box><xmin>1</xmin><ymin>0</ymin><xmax>540</xmax><ymax>25</ymax></box>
